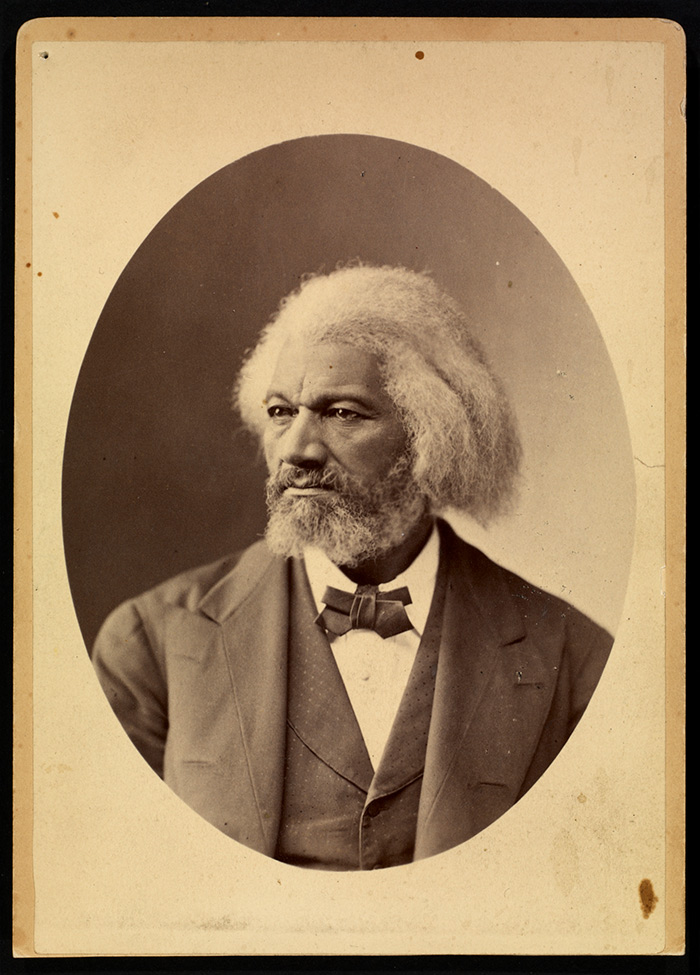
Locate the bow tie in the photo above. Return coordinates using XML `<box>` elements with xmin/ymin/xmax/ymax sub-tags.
<box><xmin>315</xmin><ymin>584</ymin><xmax>413</xmax><ymax>639</ymax></box>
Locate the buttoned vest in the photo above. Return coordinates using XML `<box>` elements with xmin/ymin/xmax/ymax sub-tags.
<box><xmin>275</xmin><ymin>557</ymin><xmax>447</xmax><ymax>870</ymax></box>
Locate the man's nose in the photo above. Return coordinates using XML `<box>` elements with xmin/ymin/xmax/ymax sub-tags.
<box><xmin>278</xmin><ymin>410</ymin><xmax>328</xmax><ymax>467</ymax></box>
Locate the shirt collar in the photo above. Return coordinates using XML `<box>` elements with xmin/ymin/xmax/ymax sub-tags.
<box><xmin>303</xmin><ymin>522</ymin><xmax>441</xmax><ymax>637</ymax></box>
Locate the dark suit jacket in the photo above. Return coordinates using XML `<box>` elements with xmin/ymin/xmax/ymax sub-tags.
<box><xmin>92</xmin><ymin>521</ymin><xmax>613</xmax><ymax>862</ymax></box>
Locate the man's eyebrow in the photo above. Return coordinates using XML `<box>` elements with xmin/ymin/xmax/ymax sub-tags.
<box><xmin>264</xmin><ymin>387</ymin><xmax>380</xmax><ymax>409</ymax></box>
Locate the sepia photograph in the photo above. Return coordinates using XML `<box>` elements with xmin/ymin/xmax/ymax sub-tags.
<box><xmin>14</xmin><ymin>16</ymin><xmax>684</xmax><ymax>956</ymax></box>
<box><xmin>64</xmin><ymin>134</ymin><xmax>631</xmax><ymax>869</ymax></box>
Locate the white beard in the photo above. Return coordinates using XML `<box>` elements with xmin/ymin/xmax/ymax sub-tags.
<box><xmin>264</xmin><ymin>454</ymin><xmax>427</xmax><ymax>567</ymax></box>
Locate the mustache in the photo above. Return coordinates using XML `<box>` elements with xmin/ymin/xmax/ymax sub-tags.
<box><xmin>267</xmin><ymin>465</ymin><xmax>350</xmax><ymax>495</ymax></box>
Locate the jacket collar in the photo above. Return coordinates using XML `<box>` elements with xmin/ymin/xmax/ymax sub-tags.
<box><xmin>197</xmin><ymin>539</ymin><xmax>280</xmax><ymax>623</ymax></box>
<box><xmin>435</xmin><ymin>521</ymin><xmax>528</xmax><ymax>649</ymax></box>
<box><xmin>195</xmin><ymin>520</ymin><xmax>524</xmax><ymax>641</ymax></box>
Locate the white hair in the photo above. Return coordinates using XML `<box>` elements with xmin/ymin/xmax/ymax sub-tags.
<box><xmin>235</xmin><ymin>263</ymin><xmax>522</xmax><ymax>524</ymax></box>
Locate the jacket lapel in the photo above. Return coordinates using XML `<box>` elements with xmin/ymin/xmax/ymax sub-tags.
<box><xmin>414</xmin><ymin>524</ymin><xmax>563</xmax><ymax>860</ymax></box>
<box><xmin>196</xmin><ymin>541</ymin><xmax>289</xmax><ymax>857</ymax></box>
<box><xmin>286</xmin><ymin>558</ymin><xmax>374</xmax><ymax>792</ymax></box>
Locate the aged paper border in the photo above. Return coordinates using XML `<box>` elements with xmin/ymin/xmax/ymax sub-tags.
<box><xmin>14</xmin><ymin>16</ymin><xmax>685</xmax><ymax>957</ymax></box>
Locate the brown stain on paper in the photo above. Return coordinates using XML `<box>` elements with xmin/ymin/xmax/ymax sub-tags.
<box><xmin>639</xmin><ymin>878</ymin><xmax>658</xmax><ymax>919</ymax></box>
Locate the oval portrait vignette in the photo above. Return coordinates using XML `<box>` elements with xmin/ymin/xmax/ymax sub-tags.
<box><xmin>62</xmin><ymin>134</ymin><xmax>636</xmax><ymax>871</ymax></box>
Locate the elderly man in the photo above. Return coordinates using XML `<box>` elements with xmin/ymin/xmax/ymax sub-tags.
<box><xmin>92</xmin><ymin>264</ymin><xmax>613</xmax><ymax>871</ymax></box>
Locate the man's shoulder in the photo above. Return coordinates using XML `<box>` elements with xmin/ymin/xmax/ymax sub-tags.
<box><xmin>441</xmin><ymin>521</ymin><xmax>614</xmax><ymax>648</ymax></box>
<box><xmin>93</xmin><ymin>540</ymin><xmax>283</xmax><ymax>657</ymax></box>
<box><xmin>111</xmin><ymin>539</ymin><xmax>277</xmax><ymax>624</ymax></box>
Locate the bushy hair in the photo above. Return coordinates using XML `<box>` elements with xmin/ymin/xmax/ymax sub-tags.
<box><xmin>234</xmin><ymin>263</ymin><xmax>522</xmax><ymax>524</ymax></box>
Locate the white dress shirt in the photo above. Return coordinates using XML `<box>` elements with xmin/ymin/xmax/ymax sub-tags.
<box><xmin>303</xmin><ymin>525</ymin><xmax>440</xmax><ymax>770</ymax></box>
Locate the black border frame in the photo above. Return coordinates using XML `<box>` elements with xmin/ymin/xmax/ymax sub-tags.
<box><xmin>5</xmin><ymin>2</ymin><xmax>692</xmax><ymax>970</ymax></box>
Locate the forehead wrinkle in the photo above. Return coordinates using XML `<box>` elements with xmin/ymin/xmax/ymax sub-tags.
<box><xmin>266</xmin><ymin>337</ymin><xmax>393</xmax><ymax>410</ymax></box>
<box><xmin>266</xmin><ymin>379</ymin><xmax>383</xmax><ymax>411</ymax></box>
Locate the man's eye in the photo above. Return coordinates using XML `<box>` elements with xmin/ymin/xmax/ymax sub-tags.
<box><xmin>267</xmin><ymin>405</ymin><xmax>295</xmax><ymax>420</ymax></box>
<box><xmin>328</xmin><ymin>408</ymin><xmax>362</xmax><ymax>421</ymax></box>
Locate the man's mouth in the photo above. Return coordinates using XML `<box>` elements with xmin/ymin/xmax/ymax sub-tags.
<box><xmin>283</xmin><ymin>482</ymin><xmax>335</xmax><ymax>496</ymax></box>
<box><xmin>269</xmin><ymin>466</ymin><xmax>347</xmax><ymax>500</ymax></box>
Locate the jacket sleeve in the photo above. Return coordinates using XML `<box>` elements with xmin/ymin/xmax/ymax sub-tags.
<box><xmin>92</xmin><ymin>600</ymin><xmax>168</xmax><ymax>777</ymax></box>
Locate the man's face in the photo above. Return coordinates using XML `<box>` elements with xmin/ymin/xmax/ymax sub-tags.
<box><xmin>262</xmin><ymin>336</ymin><xmax>426</xmax><ymax>565</ymax></box>
<box><xmin>263</xmin><ymin>336</ymin><xmax>407</xmax><ymax>486</ymax></box>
